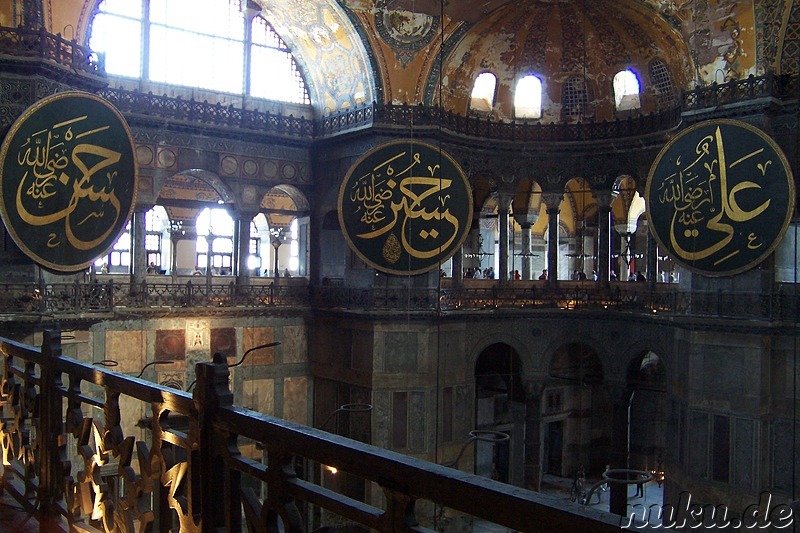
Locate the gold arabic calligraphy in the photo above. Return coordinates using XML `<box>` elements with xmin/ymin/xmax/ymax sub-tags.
<box><xmin>14</xmin><ymin>114</ymin><xmax>122</xmax><ymax>251</ymax></box>
<box><xmin>349</xmin><ymin>150</ymin><xmax>460</xmax><ymax>262</ymax></box>
<box><xmin>656</xmin><ymin>126</ymin><xmax>771</xmax><ymax>266</ymax></box>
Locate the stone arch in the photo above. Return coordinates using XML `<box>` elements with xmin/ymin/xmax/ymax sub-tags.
<box><xmin>625</xmin><ymin>349</ymin><xmax>669</xmax><ymax>482</ymax></box>
<box><xmin>468</xmin><ymin>332</ymin><xmax>532</xmax><ymax>381</ymax></box>
<box><xmin>472</xmin><ymin>339</ymin><xmax>528</xmax><ymax>486</ymax></box>
<box><xmin>543</xmin><ymin>341</ymin><xmax>612</xmax><ymax>478</ymax></box>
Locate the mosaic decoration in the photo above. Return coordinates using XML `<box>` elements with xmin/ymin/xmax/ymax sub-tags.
<box><xmin>338</xmin><ymin>140</ymin><xmax>472</xmax><ymax>275</ymax></box>
<box><xmin>756</xmin><ymin>0</ymin><xmax>785</xmax><ymax>74</ymax></box>
<box><xmin>423</xmin><ymin>22</ymin><xmax>472</xmax><ymax>104</ymax></box>
<box><xmin>0</xmin><ymin>91</ymin><xmax>137</xmax><ymax>272</ymax></box>
<box><xmin>781</xmin><ymin>0</ymin><xmax>800</xmax><ymax>74</ymax></box>
<box><xmin>376</xmin><ymin>0</ymin><xmax>440</xmax><ymax>67</ymax></box>
<box><xmin>260</xmin><ymin>0</ymin><xmax>375</xmax><ymax>113</ymax></box>
<box><xmin>646</xmin><ymin>119</ymin><xmax>794</xmax><ymax>276</ymax></box>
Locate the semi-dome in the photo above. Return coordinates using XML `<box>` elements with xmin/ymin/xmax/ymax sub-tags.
<box><xmin>435</xmin><ymin>0</ymin><xmax>693</xmax><ymax>123</ymax></box>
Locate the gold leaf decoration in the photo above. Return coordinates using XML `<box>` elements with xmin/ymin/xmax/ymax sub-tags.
<box><xmin>383</xmin><ymin>234</ymin><xmax>401</xmax><ymax>264</ymax></box>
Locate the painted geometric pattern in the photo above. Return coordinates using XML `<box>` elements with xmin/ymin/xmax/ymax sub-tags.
<box><xmin>589</xmin><ymin>3</ymin><xmax>631</xmax><ymax>65</ymax></box>
<box><xmin>755</xmin><ymin>0</ymin><xmax>785</xmax><ymax>72</ymax></box>
<box><xmin>781</xmin><ymin>0</ymin><xmax>800</xmax><ymax>74</ymax></box>
<box><xmin>560</xmin><ymin>4</ymin><xmax>586</xmax><ymax>72</ymax></box>
<box><xmin>607</xmin><ymin>3</ymin><xmax>656</xmax><ymax>60</ymax></box>
<box><xmin>520</xmin><ymin>6</ymin><xmax>550</xmax><ymax>68</ymax></box>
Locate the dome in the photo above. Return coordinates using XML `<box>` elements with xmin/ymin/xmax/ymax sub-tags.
<box><xmin>436</xmin><ymin>0</ymin><xmax>693</xmax><ymax>123</ymax></box>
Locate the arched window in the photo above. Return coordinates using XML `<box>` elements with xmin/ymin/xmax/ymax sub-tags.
<box><xmin>196</xmin><ymin>208</ymin><xmax>235</xmax><ymax>274</ymax></box>
<box><xmin>648</xmin><ymin>59</ymin><xmax>676</xmax><ymax>109</ymax></box>
<box><xmin>90</xmin><ymin>0</ymin><xmax>310</xmax><ymax>104</ymax></box>
<box><xmin>289</xmin><ymin>218</ymin><xmax>299</xmax><ymax>272</ymax></box>
<box><xmin>94</xmin><ymin>221</ymin><xmax>131</xmax><ymax>273</ymax></box>
<box><xmin>470</xmin><ymin>72</ymin><xmax>497</xmax><ymax>113</ymax></box>
<box><xmin>250</xmin><ymin>17</ymin><xmax>308</xmax><ymax>102</ymax></box>
<box><xmin>248</xmin><ymin>220</ymin><xmax>262</xmax><ymax>271</ymax></box>
<box><xmin>613</xmin><ymin>69</ymin><xmax>641</xmax><ymax>111</ymax></box>
<box><xmin>561</xmin><ymin>75</ymin><xmax>592</xmax><ymax>121</ymax></box>
<box><xmin>145</xmin><ymin>207</ymin><xmax>169</xmax><ymax>270</ymax></box>
<box><xmin>514</xmin><ymin>75</ymin><xmax>543</xmax><ymax>119</ymax></box>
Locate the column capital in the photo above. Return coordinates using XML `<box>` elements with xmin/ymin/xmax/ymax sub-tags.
<box><xmin>513</xmin><ymin>211</ymin><xmax>538</xmax><ymax>228</ymax></box>
<box><xmin>592</xmin><ymin>190</ymin><xmax>614</xmax><ymax>208</ymax></box>
<box><xmin>133</xmin><ymin>202</ymin><xmax>155</xmax><ymax>214</ymax></box>
<box><xmin>613</xmin><ymin>223</ymin><xmax>635</xmax><ymax>235</ymax></box>
<box><xmin>230</xmin><ymin>209</ymin><xmax>259</xmax><ymax>221</ymax></box>
<box><xmin>541</xmin><ymin>193</ymin><xmax>563</xmax><ymax>212</ymax></box>
<box><xmin>496</xmin><ymin>192</ymin><xmax>514</xmax><ymax>211</ymax></box>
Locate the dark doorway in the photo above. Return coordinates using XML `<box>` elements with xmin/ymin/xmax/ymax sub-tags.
<box><xmin>545</xmin><ymin>420</ymin><xmax>563</xmax><ymax>475</ymax></box>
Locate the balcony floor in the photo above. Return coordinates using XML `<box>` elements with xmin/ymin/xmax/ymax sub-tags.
<box><xmin>0</xmin><ymin>495</ymin><xmax>40</xmax><ymax>532</ymax></box>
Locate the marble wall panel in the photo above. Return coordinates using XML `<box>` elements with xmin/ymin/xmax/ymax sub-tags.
<box><xmin>243</xmin><ymin>326</ymin><xmax>275</xmax><ymax>365</ymax></box>
<box><xmin>283</xmin><ymin>376</ymin><xmax>308</xmax><ymax>424</ymax></box>
<box><xmin>244</xmin><ymin>378</ymin><xmax>275</xmax><ymax>415</ymax></box>
<box><xmin>105</xmin><ymin>330</ymin><xmax>145</xmax><ymax>373</ymax></box>
<box><xmin>282</xmin><ymin>325</ymin><xmax>307</xmax><ymax>364</ymax></box>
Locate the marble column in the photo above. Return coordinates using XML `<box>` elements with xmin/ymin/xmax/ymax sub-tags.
<box><xmin>607</xmin><ymin>383</ymin><xmax>634</xmax><ymax>517</ymax></box>
<box><xmin>234</xmin><ymin>211</ymin><xmax>255</xmax><ymax>288</ymax></box>
<box><xmin>513</xmin><ymin>212</ymin><xmax>538</xmax><ymax>281</ymax></box>
<box><xmin>452</xmin><ymin>246</ymin><xmax>464</xmax><ymax>284</ymax></box>
<box><xmin>614</xmin><ymin>225</ymin><xmax>632</xmax><ymax>281</ymax></box>
<box><xmin>131</xmin><ymin>208</ymin><xmax>148</xmax><ymax>292</ymax></box>
<box><xmin>645</xmin><ymin>221</ymin><xmax>658</xmax><ymax>288</ymax></box>
<box><xmin>594</xmin><ymin>191</ymin><xmax>612</xmax><ymax>286</ymax></box>
<box><xmin>497</xmin><ymin>194</ymin><xmax>513</xmax><ymax>284</ymax></box>
<box><xmin>523</xmin><ymin>383</ymin><xmax>544</xmax><ymax>491</ymax></box>
<box><xmin>543</xmin><ymin>193</ymin><xmax>563</xmax><ymax>284</ymax></box>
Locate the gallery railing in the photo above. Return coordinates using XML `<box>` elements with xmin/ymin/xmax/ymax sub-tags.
<box><xmin>0</xmin><ymin>25</ymin><xmax>102</xmax><ymax>75</ymax></box>
<box><xmin>682</xmin><ymin>72</ymin><xmax>797</xmax><ymax>111</ymax></box>
<box><xmin>1</xmin><ymin>25</ymin><xmax>797</xmax><ymax>143</ymax></box>
<box><xmin>98</xmin><ymin>86</ymin><xmax>315</xmax><ymax>138</ymax></box>
<box><xmin>0</xmin><ymin>280</ymin><xmax>795</xmax><ymax>322</ymax></box>
<box><xmin>0</xmin><ymin>331</ymin><xmax>627</xmax><ymax>532</ymax></box>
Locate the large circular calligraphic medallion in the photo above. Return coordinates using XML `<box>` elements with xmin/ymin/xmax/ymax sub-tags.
<box><xmin>0</xmin><ymin>91</ymin><xmax>137</xmax><ymax>272</ymax></box>
<box><xmin>338</xmin><ymin>140</ymin><xmax>473</xmax><ymax>275</ymax></box>
<box><xmin>645</xmin><ymin>119</ymin><xmax>794</xmax><ymax>276</ymax></box>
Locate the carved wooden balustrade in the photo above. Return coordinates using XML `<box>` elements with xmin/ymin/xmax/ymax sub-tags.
<box><xmin>0</xmin><ymin>330</ymin><xmax>631</xmax><ymax>532</ymax></box>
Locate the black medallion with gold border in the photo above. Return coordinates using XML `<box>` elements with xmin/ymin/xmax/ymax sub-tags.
<box><xmin>645</xmin><ymin>119</ymin><xmax>794</xmax><ymax>277</ymax></box>
<box><xmin>0</xmin><ymin>91</ymin><xmax>137</xmax><ymax>272</ymax></box>
<box><xmin>338</xmin><ymin>140</ymin><xmax>473</xmax><ymax>275</ymax></box>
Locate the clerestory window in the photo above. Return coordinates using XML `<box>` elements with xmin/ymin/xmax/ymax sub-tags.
<box><xmin>469</xmin><ymin>72</ymin><xmax>497</xmax><ymax>113</ymax></box>
<box><xmin>648</xmin><ymin>59</ymin><xmax>677</xmax><ymax>109</ymax></box>
<box><xmin>196</xmin><ymin>208</ymin><xmax>235</xmax><ymax>274</ymax></box>
<box><xmin>89</xmin><ymin>0</ymin><xmax>310</xmax><ymax>104</ymax></box>
<box><xmin>514</xmin><ymin>74</ymin><xmax>543</xmax><ymax>119</ymax></box>
<box><xmin>613</xmin><ymin>69</ymin><xmax>641</xmax><ymax>111</ymax></box>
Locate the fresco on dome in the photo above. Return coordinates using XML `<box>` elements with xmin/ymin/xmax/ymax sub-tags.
<box><xmin>671</xmin><ymin>0</ymin><xmax>756</xmax><ymax>82</ymax></box>
<box><xmin>259</xmin><ymin>0</ymin><xmax>375</xmax><ymax>112</ymax></box>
